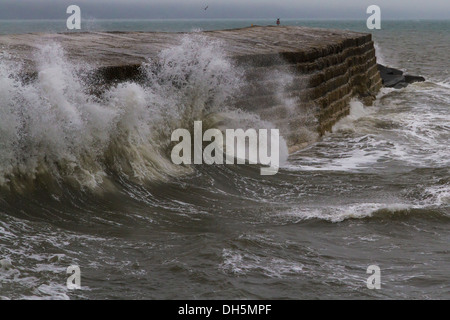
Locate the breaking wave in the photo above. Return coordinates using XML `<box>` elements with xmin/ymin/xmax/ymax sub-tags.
<box><xmin>0</xmin><ymin>34</ymin><xmax>288</xmax><ymax>192</ymax></box>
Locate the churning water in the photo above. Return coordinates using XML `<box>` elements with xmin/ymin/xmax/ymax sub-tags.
<box><xmin>0</xmin><ymin>20</ymin><xmax>449</xmax><ymax>299</ymax></box>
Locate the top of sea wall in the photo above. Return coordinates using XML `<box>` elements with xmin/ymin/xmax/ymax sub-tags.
<box><xmin>0</xmin><ymin>26</ymin><xmax>372</xmax><ymax>73</ymax></box>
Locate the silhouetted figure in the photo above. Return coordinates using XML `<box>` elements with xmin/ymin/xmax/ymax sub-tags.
<box><xmin>276</xmin><ymin>18</ymin><xmax>280</xmax><ymax>26</ymax></box>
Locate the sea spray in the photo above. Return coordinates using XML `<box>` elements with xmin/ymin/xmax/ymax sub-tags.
<box><xmin>0</xmin><ymin>44</ymin><xmax>117</xmax><ymax>189</ymax></box>
<box><xmin>0</xmin><ymin>34</ymin><xmax>292</xmax><ymax>191</ymax></box>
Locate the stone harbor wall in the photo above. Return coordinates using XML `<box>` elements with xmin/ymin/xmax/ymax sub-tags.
<box><xmin>0</xmin><ymin>26</ymin><xmax>382</xmax><ymax>150</ymax></box>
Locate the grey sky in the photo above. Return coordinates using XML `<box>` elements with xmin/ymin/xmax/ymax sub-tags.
<box><xmin>0</xmin><ymin>0</ymin><xmax>448</xmax><ymax>20</ymax></box>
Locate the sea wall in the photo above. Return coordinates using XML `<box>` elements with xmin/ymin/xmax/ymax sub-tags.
<box><xmin>0</xmin><ymin>26</ymin><xmax>382</xmax><ymax>150</ymax></box>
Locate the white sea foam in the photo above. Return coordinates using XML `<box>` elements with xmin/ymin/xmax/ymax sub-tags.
<box><xmin>332</xmin><ymin>99</ymin><xmax>373</xmax><ymax>133</ymax></box>
<box><xmin>374</xmin><ymin>42</ymin><xmax>387</xmax><ymax>66</ymax></box>
<box><xmin>220</xmin><ymin>248</ymin><xmax>304</xmax><ymax>278</ymax></box>
<box><xmin>279</xmin><ymin>203</ymin><xmax>412</xmax><ymax>223</ymax></box>
<box><xmin>0</xmin><ymin>34</ymin><xmax>290</xmax><ymax>190</ymax></box>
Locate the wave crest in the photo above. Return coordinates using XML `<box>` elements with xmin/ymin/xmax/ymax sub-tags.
<box><xmin>0</xmin><ymin>34</ymin><xmax>252</xmax><ymax>191</ymax></box>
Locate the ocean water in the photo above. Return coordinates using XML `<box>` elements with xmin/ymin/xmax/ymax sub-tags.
<box><xmin>0</xmin><ymin>19</ymin><xmax>449</xmax><ymax>299</ymax></box>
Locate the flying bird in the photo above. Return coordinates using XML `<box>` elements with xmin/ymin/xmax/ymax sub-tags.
<box><xmin>204</xmin><ymin>5</ymin><xmax>208</xmax><ymax>10</ymax></box>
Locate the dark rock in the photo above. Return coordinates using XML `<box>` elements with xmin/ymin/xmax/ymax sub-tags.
<box><xmin>394</xmin><ymin>82</ymin><xmax>409</xmax><ymax>89</ymax></box>
<box><xmin>404</xmin><ymin>74</ymin><xmax>426</xmax><ymax>84</ymax></box>
<box><xmin>378</xmin><ymin>64</ymin><xmax>403</xmax><ymax>76</ymax></box>
<box><xmin>377</xmin><ymin>64</ymin><xmax>425</xmax><ymax>89</ymax></box>
<box><xmin>385</xmin><ymin>75</ymin><xmax>406</xmax><ymax>88</ymax></box>
<box><xmin>377</xmin><ymin>64</ymin><xmax>405</xmax><ymax>87</ymax></box>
